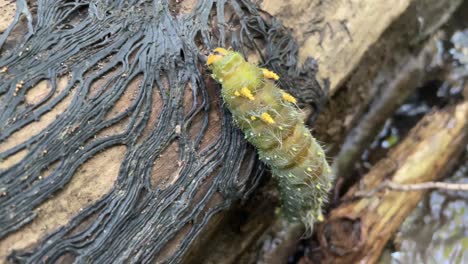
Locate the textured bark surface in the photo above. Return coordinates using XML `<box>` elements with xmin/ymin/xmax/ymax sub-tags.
<box><xmin>0</xmin><ymin>1</ymin><xmax>284</xmax><ymax>262</ymax></box>
<box><xmin>316</xmin><ymin>102</ymin><xmax>468</xmax><ymax>263</ymax></box>
<box><xmin>0</xmin><ymin>0</ymin><xmax>465</xmax><ymax>263</ymax></box>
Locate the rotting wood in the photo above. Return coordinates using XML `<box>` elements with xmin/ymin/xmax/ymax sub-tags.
<box><xmin>236</xmin><ymin>1</ymin><xmax>465</xmax><ymax>263</ymax></box>
<box><xmin>0</xmin><ymin>0</ymin><xmax>465</xmax><ymax>263</ymax></box>
<box><xmin>333</xmin><ymin>37</ymin><xmax>439</xmax><ymax>185</ymax></box>
<box><xmin>309</xmin><ymin>0</ymin><xmax>463</xmax><ymax>152</ymax></box>
<box><xmin>314</xmin><ymin>102</ymin><xmax>468</xmax><ymax>264</ymax></box>
<box><xmin>332</xmin><ymin>0</ymin><xmax>464</xmax><ymax>187</ymax></box>
<box><xmin>261</xmin><ymin>0</ymin><xmax>425</xmax><ymax>94</ymax></box>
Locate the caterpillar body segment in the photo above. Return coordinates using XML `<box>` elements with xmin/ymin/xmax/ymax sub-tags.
<box><xmin>207</xmin><ymin>49</ymin><xmax>333</xmax><ymax>228</ymax></box>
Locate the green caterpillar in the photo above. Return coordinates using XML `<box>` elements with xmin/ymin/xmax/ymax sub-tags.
<box><xmin>207</xmin><ymin>48</ymin><xmax>333</xmax><ymax>229</ymax></box>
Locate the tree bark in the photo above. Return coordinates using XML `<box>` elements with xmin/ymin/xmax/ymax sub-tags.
<box><xmin>0</xmin><ymin>0</ymin><xmax>465</xmax><ymax>263</ymax></box>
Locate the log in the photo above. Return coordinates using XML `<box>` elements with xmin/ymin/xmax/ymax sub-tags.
<box><xmin>0</xmin><ymin>0</ymin><xmax>464</xmax><ymax>263</ymax></box>
<box><xmin>313</xmin><ymin>102</ymin><xmax>468</xmax><ymax>264</ymax></box>
<box><xmin>261</xmin><ymin>0</ymin><xmax>463</xmax><ymax>94</ymax></box>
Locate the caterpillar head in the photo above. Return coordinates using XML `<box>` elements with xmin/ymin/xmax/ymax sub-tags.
<box><xmin>206</xmin><ymin>48</ymin><xmax>244</xmax><ymax>82</ymax></box>
<box><xmin>206</xmin><ymin>47</ymin><xmax>229</xmax><ymax>67</ymax></box>
<box><xmin>206</xmin><ymin>48</ymin><xmax>263</xmax><ymax>97</ymax></box>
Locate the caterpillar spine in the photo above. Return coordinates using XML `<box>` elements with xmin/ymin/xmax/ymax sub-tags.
<box><xmin>207</xmin><ymin>48</ymin><xmax>333</xmax><ymax>229</ymax></box>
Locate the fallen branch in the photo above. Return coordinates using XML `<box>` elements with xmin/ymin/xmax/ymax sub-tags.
<box><xmin>313</xmin><ymin>102</ymin><xmax>468</xmax><ymax>264</ymax></box>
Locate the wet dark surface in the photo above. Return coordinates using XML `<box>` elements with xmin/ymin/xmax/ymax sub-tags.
<box><xmin>291</xmin><ymin>25</ymin><xmax>468</xmax><ymax>264</ymax></box>
<box><xmin>0</xmin><ymin>0</ymin><xmax>325</xmax><ymax>262</ymax></box>
<box><xmin>391</xmin><ymin>152</ymin><xmax>467</xmax><ymax>263</ymax></box>
<box><xmin>361</xmin><ymin>29</ymin><xmax>467</xmax><ymax>264</ymax></box>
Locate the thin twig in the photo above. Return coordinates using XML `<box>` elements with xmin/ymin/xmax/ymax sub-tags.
<box><xmin>354</xmin><ymin>180</ymin><xmax>468</xmax><ymax>198</ymax></box>
<box><xmin>384</xmin><ymin>180</ymin><xmax>468</xmax><ymax>192</ymax></box>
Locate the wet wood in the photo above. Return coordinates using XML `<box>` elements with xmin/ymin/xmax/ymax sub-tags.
<box><xmin>316</xmin><ymin>102</ymin><xmax>468</xmax><ymax>264</ymax></box>
<box><xmin>0</xmin><ymin>0</ymin><xmax>465</xmax><ymax>263</ymax></box>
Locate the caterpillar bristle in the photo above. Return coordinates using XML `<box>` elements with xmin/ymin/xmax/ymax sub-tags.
<box><xmin>207</xmin><ymin>48</ymin><xmax>334</xmax><ymax>232</ymax></box>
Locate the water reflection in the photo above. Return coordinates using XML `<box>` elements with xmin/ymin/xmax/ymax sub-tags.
<box><xmin>391</xmin><ymin>154</ymin><xmax>467</xmax><ymax>264</ymax></box>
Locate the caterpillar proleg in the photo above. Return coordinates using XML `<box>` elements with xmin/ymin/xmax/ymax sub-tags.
<box><xmin>207</xmin><ymin>48</ymin><xmax>333</xmax><ymax>229</ymax></box>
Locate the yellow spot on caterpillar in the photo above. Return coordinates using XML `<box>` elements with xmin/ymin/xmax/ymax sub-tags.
<box><xmin>279</xmin><ymin>126</ymin><xmax>283</xmax><ymax>130</ymax></box>
<box><xmin>240</xmin><ymin>87</ymin><xmax>255</xmax><ymax>100</ymax></box>
<box><xmin>292</xmin><ymin>147</ymin><xmax>298</xmax><ymax>151</ymax></box>
<box><xmin>213</xmin><ymin>47</ymin><xmax>228</xmax><ymax>55</ymax></box>
<box><xmin>307</xmin><ymin>167</ymin><xmax>313</xmax><ymax>172</ymax></box>
<box><xmin>316</xmin><ymin>184</ymin><xmax>321</xmax><ymax>190</ymax></box>
<box><xmin>281</xmin><ymin>92</ymin><xmax>297</xmax><ymax>104</ymax></box>
<box><xmin>234</xmin><ymin>91</ymin><xmax>240</xmax><ymax>96</ymax></box>
<box><xmin>327</xmin><ymin>168</ymin><xmax>332</xmax><ymax>173</ymax></box>
<box><xmin>207</xmin><ymin>54</ymin><xmax>223</xmax><ymax>66</ymax></box>
<box><xmin>250</xmin><ymin>115</ymin><xmax>257</xmax><ymax>121</ymax></box>
<box><xmin>262</xmin><ymin>68</ymin><xmax>280</xmax><ymax>80</ymax></box>
<box><xmin>260</xmin><ymin>112</ymin><xmax>275</xmax><ymax>124</ymax></box>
